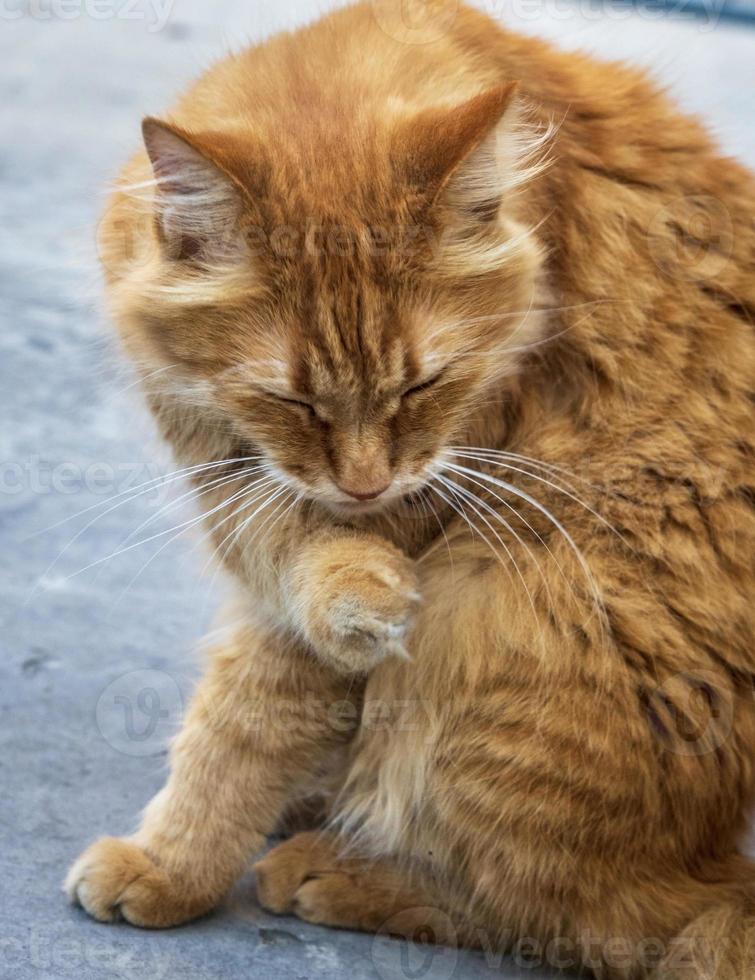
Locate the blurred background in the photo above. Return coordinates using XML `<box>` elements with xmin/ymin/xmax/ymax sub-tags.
<box><xmin>1</xmin><ymin>2</ymin><xmax>754</xmax><ymax>979</ymax></box>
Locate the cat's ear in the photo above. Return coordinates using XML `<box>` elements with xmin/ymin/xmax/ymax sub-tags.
<box><xmin>394</xmin><ymin>83</ymin><xmax>523</xmax><ymax>218</ymax></box>
<box><xmin>141</xmin><ymin>117</ymin><xmax>247</xmax><ymax>261</ymax></box>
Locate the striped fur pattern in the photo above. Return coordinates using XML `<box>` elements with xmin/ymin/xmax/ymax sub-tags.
<box><xmin>67</xmin><ymin>4</ymin><xmax>755</xmax><ymax>977</ymax></box>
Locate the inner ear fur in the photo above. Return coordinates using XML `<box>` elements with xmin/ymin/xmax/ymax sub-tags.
<box><xmin>141</xmin><ymin>117</ymin><xmax>254</xmax><ymax>262</ymax></box>
<box><xmin>393</xmin><ymin>82</ymin><xmax>520</xmax><ymax>213</ymax></box>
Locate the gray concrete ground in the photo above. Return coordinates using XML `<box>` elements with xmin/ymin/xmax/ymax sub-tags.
<box><xmin>1</xmin><ymin>2</ymin><xmax>754</xmax><ymax>979</ymax></box>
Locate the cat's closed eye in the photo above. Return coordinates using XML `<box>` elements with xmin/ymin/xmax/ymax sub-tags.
<box><xmin>402</xmin><ymin>370</ymin><xmax>445</xmax><ymax>399</ymax></box>
<box><xmin>269</xmin><ymin>393</ymin><xmax>318</xmax><ymax>420</ymax></box>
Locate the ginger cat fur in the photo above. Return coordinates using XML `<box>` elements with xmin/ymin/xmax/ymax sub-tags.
<box><xmin>66</xmin><ymin>2</ymin><xmax>755</xmax><ymax>977</ymax></box>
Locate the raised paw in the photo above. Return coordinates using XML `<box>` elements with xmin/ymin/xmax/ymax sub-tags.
<box><xmin>64</xmin><ymin>837</ymin><xmax>209</xmax><ymax>928</ymax></box>
<box><xmin>295</xmin><ymin>537</ymin><xmax>420</xmax><ymax>673</ymax></box>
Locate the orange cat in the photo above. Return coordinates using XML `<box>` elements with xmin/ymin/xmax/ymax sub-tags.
<box><xmin>66</xmin><ymin>3</ymin><xmax>755</xmax><ymax>976</ymax></box>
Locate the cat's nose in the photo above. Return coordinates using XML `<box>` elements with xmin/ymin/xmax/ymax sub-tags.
<box><xmin>335</xmin><ymin>436</ymin><xmax>392</xmax><ymax>501</ymax></box>
<box><xmin>337</xmin><ymin>481</ymin><xmax>391</xmax><ymax>502</ymax></box>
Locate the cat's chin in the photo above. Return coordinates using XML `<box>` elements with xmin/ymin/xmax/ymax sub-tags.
<box><xmin>324</xmin><ymin>498</ymin><xmax>390</xmax><ymax>518</ymax></box>
<box><xmin>322</xmin><ymin>485</ymin><xmax>430</xmax><ymax>519</ymax></box>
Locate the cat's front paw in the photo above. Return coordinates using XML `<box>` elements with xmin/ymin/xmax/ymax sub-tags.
<box><xmin>65</xmin><ymin>837</ymin><xmax>210</xmax><ymax>928</ymax></box>
<box><xmin>295</xmin><ymin>537</ymin><xmax>420</xmax><ymax>673</ymax></box>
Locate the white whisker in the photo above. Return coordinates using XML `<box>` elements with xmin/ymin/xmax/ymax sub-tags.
<box><xmin>110</xmin><ymin>477</ymin><xmax>281</xmax><ymax>609</ymax></box>
<box><xmin>436</xmin><ymin>473</ymin><xmax>540</xmax><ymax>621</ymax></box>
<box><xmin>106</xmin><ymin>363</ymin><xmax>181</xmax><ymax>401</ymax></box>
<box><xmin>438</xmin><ymin>463</ymin><xmax>559</xmax><ymax>611</ymax></box>
<box><xmin>449</xmin><ymin>449</ymin><xmax>626</xmax><ymax>544</ymax></box>
<box><xmin>62</xmin><ymin>468</ymin><xmax>271</xmax><ymax>580</ymax></box>
<box><xmin>443</xmin><ymin>461</ymin><xmax>607</xmax><ymax>627</ymax></box>
<box><xmin>451</xmin><ymin>446</ymin><xmax>586</xmax><ymax>486</ymax></box>
<box><xmin>29</xmin><ymin>454</ymin><xmax>262</xmax><ymax>539</ymax></box>
<box><xmin>27</xmin><ymin>455</ymin><xmax>264</xmax><ymax>603</ymax></box>
<box><xmin>429</xmin><ymin>477</ymin><xmax>518</xmax><ymax>594</ymax></box>
<box><xmin>416</xmin><ymin>488</ymin><xmax>456</xmax><ymax>573</ymax></box>
<box><xmin>117</xmin><ymin>464</ymin><xmax>266</xmax><ymax>548</ymax></box>
<box><xmin>200</xmin><ymin>480</ymin><xmax>287</xmax><ymax>574</ymax></box>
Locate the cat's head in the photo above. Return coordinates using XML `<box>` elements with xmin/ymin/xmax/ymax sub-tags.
<box><xmin>107</xmin><ymin>84</ymin><xmax>549</xmax><ymax>515</ymax></box>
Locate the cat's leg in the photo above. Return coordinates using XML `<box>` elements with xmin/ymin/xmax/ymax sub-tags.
<box><xmin>65</xmin><ymin>623</ymin><xmax>360</xmax><ymax>928</ymax></box>
<box><xmin>254</xmin><ymin>831</ymin><xmax>476</xmax><ymax>946</ymax></box>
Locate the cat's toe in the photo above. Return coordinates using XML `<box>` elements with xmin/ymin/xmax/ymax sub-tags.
<box><xmin>65</xmin><ymin>837</ymin><xmax>197</xmax><ymax>928</ymax></box>
<box><xmin>66</xmin><ymin>837</ymin><xmax>154</xmax><ymax>925</ymax></box>
<box><xmin>254</xmin><ymin>831</ymin><xmax>336</xmax><ymax>915</ymax></box>
<box><xmin>328</xmin><ymin>571</ymin><xmax>420</xmax><ymax>668</ymax></box>
<box><xmin>290</xmin><ymin>873</ymin><xmax>358</xmax><ymax>928</ymax></box>
<box><xmin>66</xmin><ymin>857</ymin><xmax>117</xmax><ymax>923</ymax></box>
<box><xmin>297</xmin><ymin>538</ymin><xmax>420</xmax><ymax>673</ymax></box>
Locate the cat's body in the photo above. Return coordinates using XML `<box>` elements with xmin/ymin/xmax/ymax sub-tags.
<box><xmin>67</xmin><ymin>3</ymin><xmax>755</xmax><ymax>976</ymax></box>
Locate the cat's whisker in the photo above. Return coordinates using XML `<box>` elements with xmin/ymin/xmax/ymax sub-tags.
<box><xmin>449</xmin><ymin>449</ymin><xmax>627</xmax><ymax>545</ymax></box>
<box><xmin>416</xmin><ymin>486</ymin><xmax>456</xmax><ymax>571</ymax></box>
<box><xmin>110</xmin><ymin>478</ymin><xmax>283</xmax><ymax>610</ymax></box>
<box><xmin>427</xmin><ymin>479</ymin><xmax>482</xmax><ymax>553</ymax></box>
<box><xmin>106</xmin><ymin>362</ymin><xmax>181</xmax><ymax>401</ymax></box>
<box><xmin>116</xmin><ymin>464</ymin><xmax>267</xmax><ymax>550</ymax></box>
<box><xmin>450</xmin><ymin>445</ymin><xmax>588</xmax><ymax>487</ymax></box>
<box><xmin>244</xmin><ymin>487</ymin><xmax>303</xmax><ymax>554</ymax></box>
<box><xmin>452</xmin><ymin>448</ymin><xmax>605</xmax><ymax>512</ymax></box>
<box><xmin>26</xmin><ymin>456</ymin><xmax>265</xmax><ymax>603</ymax></box>
<box><xmin>408</xmin><ymin>487</ymin><xmax>439</xmax><ymax>533</ymax></box>
<box><xmin>62</xmin><ymin>468</ymin><xmax>276</xmax><ymax>580</ymax></box>
<box><xmin>91</xmin><ymin>466</ymin><xmax>269</xmax><ymax>592</ymax></box>
<box><xmin>29</xmin><ymin>454</ymin><xmax>263</xmax><ymax>539</ymax></box>
<box><xmin>435</xmin><ymin>473</ymin><xmax>540</xmax><ymax>622</ymax></box>
<box><xmin>235</xmin><ymin>485</ymin><xmax>301</xmax><ymax>567</ymax></box>
<box><xmin>443</xmin><ymin>461</ymin><xmax>607</xmax><ymax>627</ymax></box>
<box><xmin>437</xmin><ymin>462</ymin><xmax>561</xmax><ymax>612</ymax></box>
<box><xmin>428</xmin><ymin>477</ymin><xmax>519</xmax><ymax>596</ymax></box>
<box><xmin>199</xmin><ymin>479</ymin><xmax>287</xmax><ymax>575</ymax></box>
<box><xmin>196</xmin><ymin>483</ymin><xmax>296</xmax><ymax>613</ymax></box>
<box><xmin>454</xmin><ymin>451</ymin><xmax>632</xmax><ymax>559</ymax></box>
<box><xmin>191</xmin><ymin>477</ymin><xmax>282</xmax><ymax>559</ymax></box>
